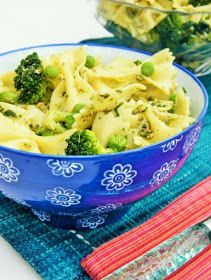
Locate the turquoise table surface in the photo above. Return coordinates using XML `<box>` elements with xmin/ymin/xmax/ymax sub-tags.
<box><xmin>0</xmin><ymin>38</ymin><xmax>210</xmax><ymax>280</ymax></box>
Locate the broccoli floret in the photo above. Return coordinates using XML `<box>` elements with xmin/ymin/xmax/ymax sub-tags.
<box><xmin>65</xmin><ymin>130</ymin><xmax>105</xmax><ymax>155</ymax></box>
<box><xmin>155</xmin><ymin>14</ymin><xmax>211</xmax><ymax>50</ymax></box>
<box><xmin>155</xmin><ymin>14</ymin><xmax>183</xmax><ymax>50</ymax></box>
<box><xmin>107</xmin><ymin>135</ymin><xmax>127</xmax><ymax>152</ymax></box>
<box><xmin>189</xmin><ymin>0</ymin><xmax>210</xmax><ymax>6</ymax></box>
<box><xmin>14</xmin><ymin>52</ymin><xmax>46</xmax><ymax>104</ymax></box>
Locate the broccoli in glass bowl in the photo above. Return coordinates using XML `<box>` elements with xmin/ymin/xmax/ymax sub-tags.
<box><xmin>96</xmin><ymin>0</ymin><xmax>211</xmax><ymax>76</ymax></box>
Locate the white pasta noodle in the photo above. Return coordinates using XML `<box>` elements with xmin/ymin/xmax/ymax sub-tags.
<box><xmin>0</xmin><ymin>47</ymin><xmax>195</xmax><ymax>155</ymax></box>
<box><xmin>142</xmin><ymin>49</ymin><xmax>177</xmax><ymax>95</ymax></box>
<box><xmin>92</xmin><ymin>111</ymin><xmax>130</xmax><ymax>146</ymax></box>
<box><xmin>0</xmin><ymin>139</ymin><xmax>41</xmax><ymax>153</ymax></box>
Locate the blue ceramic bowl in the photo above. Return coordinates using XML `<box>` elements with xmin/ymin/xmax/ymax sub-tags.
<box><xmin>0</xmin><ymin>44</ymin><xmax>208</xmax><ymax>229</ymax></box>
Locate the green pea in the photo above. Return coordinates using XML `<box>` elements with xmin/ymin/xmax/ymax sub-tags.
<box><xmin>72</xmin><ymin>103</ymin><xmax>85</xmax><ymax>114</ymax></box>
<box><xmin>85</xmin><ymin>55</ymin><xmax>95</xmax><ymax>69</ymax></box>
<box><xmin>0</xmin><ymin>91</ymin><xmax>18</xmax><ymax>104</ymax></box>
<box><xmin>141</xmin><ymin>62</ymin><xmax>155</xmax><ymax>77</ymax></box>
<box><xmin>65</xmin><ymin>114</ymin><xmax>75</xmax><ymax>129</ymax></box>
<box><xmin>45</xmin><ymin>65</ymin><xmax>59</xmax><ymax>79</ymax></box>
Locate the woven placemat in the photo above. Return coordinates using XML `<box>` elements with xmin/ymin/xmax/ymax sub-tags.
<box><xmin>0</xmin><ymin>39</ymin><xmax>210</xmax><ymax>280</ymax></box>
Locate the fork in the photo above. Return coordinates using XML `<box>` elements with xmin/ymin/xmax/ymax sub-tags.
<box><xmin>194</xmin><ymin>58</ymin><xmax>211</xmax><ymax>77</ymax></box>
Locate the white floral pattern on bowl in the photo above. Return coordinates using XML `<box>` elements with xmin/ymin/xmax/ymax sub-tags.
<box><xmin>32</xmin><ymin>209</ymin><xmax>51</xmax><ymax>222</ymax></box>
<box><xmin>101</xmin><ymin>164</ymin><xmax>137</xmax><ymax>191</ymax></box>
<box><xmin>47</xmin><ymin>159</ymin><xmax>84</xmax><ymax>178</ymax></box>
<box><xmin>80</xmin><ymin>215</ymin><xmax>107</xmax><ymax>229</ymax></box>
<box><xmin>149</xmin><ymin>160</ymin><xmax>178</xmax><ymax>187</ymax></box>
<box><xmin>183</xmin><ymin>126</ymin><xmax>201</xmax><ymax>154</ymax></box>
<box><xmin>0</xmin><ymin>153</ymin><xmax>20</xmax><ymax>183</ymax></box>
<box><xmin>91</xmin><ymin>203</ymin><xmax>122</xmax><ymax>214</ymax></box>
<box><xmin>1</xmin><ymin>191</ymin><xmax>31</xmax><ymax>207</ymax></box>
<box><xmin>45</xmin><ymin>187</ymin><xmax>81</xmax><ymax>207</ymax></box>
<box><xmin>161</xmin><ymin>136</ymin><xmax>183</xmax><ymax>153</ymax></box>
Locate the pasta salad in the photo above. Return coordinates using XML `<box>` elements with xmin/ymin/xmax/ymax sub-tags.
<box><xmin>0</xmin><ymin>47</ymin><xmax>195</xmax><ymax>155</ymax></box>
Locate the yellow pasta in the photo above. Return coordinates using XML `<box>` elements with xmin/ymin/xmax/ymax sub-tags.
<box><xmin>0</xmin><ymin>139</ymin><xmax>41</xmax><ymax>153</ymax></box>
<box><xmin>98</xmin><ymin>0</ymin><xmax>211</xmax><ymax>43</ymax></box>
<box><xmin>92</xmin><ymin>111</ymin><xmax>130</xmax><ymax>146</ymax></box>
<box><xmin>142</xmin><ymin>49</ymin><xmax>177</xmax><ymax>95</ymax></box>
<box><xmin>0</xmin><ymin>47</ymin><xmax>195</xmax><ymax>155</ymax></box>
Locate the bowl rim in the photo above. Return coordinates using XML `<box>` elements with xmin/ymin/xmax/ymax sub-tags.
<box><xmin>102</xmin><ymin>0</ymin><xmax>211</xmax><ymax>15</ymax></box>
<box><xmin>0</xmin><ymin>43</ymin><xmax>208</xmax><ymax>159</ymax></box>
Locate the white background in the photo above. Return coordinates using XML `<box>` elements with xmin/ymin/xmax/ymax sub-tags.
<box><xmin>0</xmin><ymin>0</ymin><xmax>109</xmax><ymax>279</ymax></box>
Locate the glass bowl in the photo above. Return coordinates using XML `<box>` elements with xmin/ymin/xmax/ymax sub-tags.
<box><xmin>96</xmin><ymin>0</ymin><xmax>211</xmax><ymax>76</ymax></box>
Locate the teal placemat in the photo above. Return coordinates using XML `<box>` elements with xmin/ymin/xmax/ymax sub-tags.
<box><xmin>0</xmin><ymin>39</ymin><xmax>210</xmax><ymax>280</ymax></box>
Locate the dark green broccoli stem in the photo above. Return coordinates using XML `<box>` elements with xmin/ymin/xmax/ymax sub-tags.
<box><xmin>14</xmin><ymin>52</ymin><xmax>46</xmax><ymax>104</ymax></box>
<box><xmin>65</xmin><ymin>130</ymin><xmax>105</xmax><ymax>155</ymax></box>
<box><xmin>189</xmin><ymin>0</ymin><xmax>210</xmax><ymax>6</ymax></box>
<box><xmin>107</xmin><ymin>135</ymin><xmax>127</xmax><ymax>152</ymax></box>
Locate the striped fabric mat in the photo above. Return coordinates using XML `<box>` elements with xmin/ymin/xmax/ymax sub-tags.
<box><xmin>81</xmin><ymin>177</ymin><xmax>211</xmax><ymax>280</ymax></box>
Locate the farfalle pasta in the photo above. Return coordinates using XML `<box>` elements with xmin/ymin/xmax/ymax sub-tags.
<box><xmin>97</xmin><ymin>0</ymin><xmax>211</xmax><ymax>49</ymax></box>
<box><xmin>0</xmin><ymin>47</ymin><xmax>195</xmax><ymax>155</ymax></box>
<box><xmin>99</xmin><ymin>0</ymin><xmax>211</xmax><ymax>42</ymax></box>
